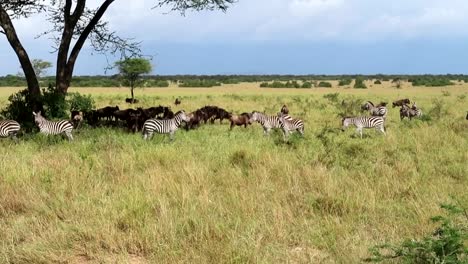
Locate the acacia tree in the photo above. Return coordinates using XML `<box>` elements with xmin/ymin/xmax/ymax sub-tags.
<box><xmin>115</xmin><ymin>58</ymin><xmax>152</xmax><ymax>103</ymax></box>
<box><xmin>0</xmin><ymin>0</ymin><xmax>234</xmax><ymax>109</ymax></box>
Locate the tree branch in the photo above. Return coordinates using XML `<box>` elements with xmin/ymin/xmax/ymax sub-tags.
<box><xmin>67</xmin><ymin>0</ymin><xmax>115</xmax><ymax>69</ymax></box>
<box><xmin>0</xmin><ymin>5</ymin><xmax>40</xmax><ymax>97</ymax></box>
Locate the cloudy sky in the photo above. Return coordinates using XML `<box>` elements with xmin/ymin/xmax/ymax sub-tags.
<box><xmin>1</xmin><ymin>0</ymin><xmax>468</xmax><ymax>75</ymax></box>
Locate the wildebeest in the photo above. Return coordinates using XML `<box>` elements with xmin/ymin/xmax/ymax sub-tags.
<box><xmin>281</xmin><ymin>105</ymin><xmax>289</xmax><ymax>115</ymax></box>
<box><xmin>392</xmin><ymin>98</ymin><xmax>410</xmax><ymax>108</ymax></box>
<box><xmin>229</xmin><ymin>112</ymin><xmax>252</xmax><ymax>130</ymax></box>
<box><xmin>198</xmin><ymin>106</ymin><xmax>229</xmax><ymax>124</ymax></box>
<box><xmin>83</xmin><ymin>110</ymin><xmax>99</xmax><ymax>127</ymax></box>
<box><xmin>466</xmin><ymin>112</ymin><xmax>468</xmax><ymax>120</ymax></box>
<box><xmin>125</xmin><ymin>98</ymin><xmax>139</xmax><ymax>104</ymax></box>
<box><xmin>96</xmin><ymin>106</ymin><xmax>119</xmax><ymax>121</ymax></box>
<box><xmin>185</xmin><ymin>109</ymin><xmax>207</xmax><ymax>130</ymax></box>
<box><xmin>175</xmin><ymin>98</ymin><xmax>181</xmax><ymax>105</ymax></box>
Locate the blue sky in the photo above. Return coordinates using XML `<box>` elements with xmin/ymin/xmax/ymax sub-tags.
<box><xmin>1</xmin><ymin>0</ymin><xmax>468</xmax><ymax>75</ymax></box>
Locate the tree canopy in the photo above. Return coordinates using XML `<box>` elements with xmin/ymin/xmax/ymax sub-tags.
<box><xmin>115</xmin><ymin>57</ymin><xmax>153</xmax><ymax>102</ymax></box>
<box><xmin>0</xmin><ymin>0</ymin><xmax>234</xmax><ymax>109</ymax></box>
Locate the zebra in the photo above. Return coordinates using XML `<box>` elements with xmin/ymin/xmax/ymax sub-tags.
<box><xmin>362</xmin><ymin>101</ymin><xmax>388</xmax><ymax>118</ymax></box>
<box><xmin>342</xmin><ymin>116</ymin><xmax>386</xmax><ymax>138</ymax></box>
<box><xmin>142</xmin><ymin>110</ymin><xmax>190</xmax><ymax>141</ymax></box>
<box><xmin>33</xmin><ymin>111</ymin><xmax>74</xmax><ymax>141</ymax></box>
<box><xmin>277</xmin><ymin>113</ymin><xmax>304</xmax><ymax>141</ymax></box>
<box><xmin>250</xmin><ymin>111</ymin><xmax>292</xmax><ymax>135</ymax></box>
<box><xmin>0</xmin><ymin>120</ymin><xmax>21</xmax><ymax>142</ymax></box>
<box><xmin>400</xmin><ymin>104</ymin><xmax>422</xmax><ymax>120</ymax></box>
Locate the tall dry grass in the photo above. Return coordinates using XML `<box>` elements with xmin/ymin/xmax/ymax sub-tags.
<box><xmin>0</xmin><ymin>82</ymin><xmax>467</xmax><ymax>263</ymax></box>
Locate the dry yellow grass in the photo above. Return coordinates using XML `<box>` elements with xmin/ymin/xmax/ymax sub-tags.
<box><xmin>0</xmin><ymin>81</ymin><xmax>467</xmax><ymax>263</ymax></box>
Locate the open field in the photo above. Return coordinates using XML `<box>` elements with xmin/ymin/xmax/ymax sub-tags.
<box><xmin>0</xmin><ymin>82</ymin><xmax>467</xmax><ymax>263</ymax></box>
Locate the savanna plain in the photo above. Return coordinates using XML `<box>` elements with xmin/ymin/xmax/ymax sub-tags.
<box><xmin>0</xmin><ymin>81</ymin><xmax>467</xmax><ymax>263</ymax></box>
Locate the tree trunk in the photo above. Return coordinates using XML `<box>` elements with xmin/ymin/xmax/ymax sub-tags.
<box><xmin>131</xmin><ymin>87</ymin><xmax>135</xmax><ymax>103</ymax></box>
<box><xmin>0</xmin><ymin>6</ymin><xmax>42</xmax><ymax>110</ymax></box>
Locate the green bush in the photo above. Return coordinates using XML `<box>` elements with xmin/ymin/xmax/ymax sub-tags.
<box><xmin>410</xmin><ymin>77</ymin><xmax>454</xmax><ymax>87</ymax></box>
<box><xmin>179</xmin><ymin>79</ymin><xmax>221</xmax><ymax>88</ymax></box>
<box><xmin>317</xmin><ymin>81</ymin><xmax>332</xmax><ymax>88</ymax></box>
<box><xmin>1</xmin><ymin>89</ymin><xmax>36</xmax><ymax>131</ymax></box>
<box><xmin>339</xmin><ymin>79</ymin><xmax>352</xmax><ymax>86</ymax></box>
<box><xmin>354</xmin><ymin>78</ymin><xmax>367</xmax><ymax>89</ymax></box>
<box><xmin>67</xmin><ymin>92</ymin><xmax>95</xmax><ymax>112</ymax></box>
<box><xmin>374</xmin><ymin>80</ymin><xmax>382</xmax><ymax>84</ymax></box>
<box><xmin>323</xmin><ymin>93</ymin><xmax>340</xmax><ymax>103</ymax></box>
<box><xmin>301</xmin><ymin>82</ymin><xmax>312</xmax><ymax>89</ymax></box>
<box><xmin>259</xmin><ymin>81</ymin><xmax>302</xmax><ymax>88</ymax></box>
<box><xmin>366</xmin><ymin>203</ymin><xmax>468</xmax><ymax>263</ymax></box>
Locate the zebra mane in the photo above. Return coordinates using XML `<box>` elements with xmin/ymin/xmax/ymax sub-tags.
<box><xmin>366</xmin><ymin>101</ymin><xmax>375</xmax><ymax>107</ymax></box>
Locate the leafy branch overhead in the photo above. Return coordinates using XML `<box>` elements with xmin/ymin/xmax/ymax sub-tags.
<box><xmin>0</xmin><ymin>0</ymin><xmax>234</xmax><ymax>109</ymax></box>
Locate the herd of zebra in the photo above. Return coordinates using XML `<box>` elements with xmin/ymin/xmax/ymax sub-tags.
<box><xmin>0</xmin><ymin>97</ymin><xmax>463</xmax><ymax>142</ymax></box>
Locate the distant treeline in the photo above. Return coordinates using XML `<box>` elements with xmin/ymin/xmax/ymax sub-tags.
<box><xmin>0</xmin><ymin>74</ymin><xmax>465</xmax><ymax>87</ymax></box>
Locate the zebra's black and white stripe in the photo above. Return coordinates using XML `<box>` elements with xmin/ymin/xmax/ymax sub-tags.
<box><xmin>250</xmin><ymin>111</ymin><xmax>292</xmax><ymax>135</ymax></box>
<box><xmin>400</xmin><ymin>104</ymin><xmax>422</xmax><ymax>120</ymax></box>
<box><xmin>0</xmin><ymin>120</ymin><xmax>20</xmax><ymax>142</ymax></box>
<box><xmin>277</xmin><ymin>113</ymin><xmax>304</xmax><ymax>141</ymax></box>
<box><xmin>142</xmin><ymin>110</ymin><xmax>189</xmax><ymax>140</ymax></box>
<box><xmin>342</xmin><ymin>116</ymin><xmax>386</xmax><ymax>138</ymax></box>
<box><xmin>33</xmin><ymin>111</ymin><xmax>74</xmax><ymax>140</ymax></box>
<box><xmin>362</xmin><ymin>101</ymin><xmax>388</xmax><ymax>118</ymax></box>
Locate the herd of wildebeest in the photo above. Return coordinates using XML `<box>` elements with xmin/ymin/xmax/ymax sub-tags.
<box><xmin>0</xmin><ymin>96</ymin><xmax>466</xmax><ymax>142</ymax></box>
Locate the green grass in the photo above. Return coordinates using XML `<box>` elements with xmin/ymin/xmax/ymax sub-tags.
<box><xmin>0</xmin><ymin>86</ymin><xmax>467</xmax><ymax>263</ymax></box>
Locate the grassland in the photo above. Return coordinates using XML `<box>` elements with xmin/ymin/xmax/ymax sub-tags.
<box><xmin>0</xmin><ymin>81</ymin><xmax>467</xmax><ymax>263</ymax></box>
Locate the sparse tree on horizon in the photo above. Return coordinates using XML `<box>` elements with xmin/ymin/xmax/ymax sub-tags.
<box><xmin>115</xmin><ymin>58</ymin><xmax>152</xmax><ymax>103</ymax></box>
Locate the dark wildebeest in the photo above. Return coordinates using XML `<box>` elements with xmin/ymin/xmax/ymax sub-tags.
<box><xmin>281</xmin><ymin>105</ymin><xmax>289</xmax><ymax>115</ymax></box>
<box><xmin>83</xmin><ymin>110</ymin><xmax>99</xmax><ymax>127</ymax></box>
<box><xmin>96</xmin><ymin>106</ymin><xmax>119</xmax><ymax>121</ymax></box>
<box><xmin>185</xmin><ymin>109</ymin><xmax>206</xmax><ymax>130</ymax></box>
<box><xmin>125</xmin><ymin>98</ymin><xmax>139</xmax><ymax>104</ymax></box>
<box><xmin>213</xmin><ymin>108</ymin><xmax>230</xmax><ymax>124</ymax></box>
<box><xmin>466</xmin><ymin>112</ymin><xmax>468</xmax><ymax>120</ymax></box>
<box><xmin>392</xmin><ymin>98</ymin><xmax>410</xmax><ymax>108</ymax></box>
<box><xmin>175</xmin><ymin>98</ymin><xmax>181</xmax><ymax>106</ymax></box>
<box><xmin>229</xmin><ymin>112</ymin><xmax>252</xmax><ymax>130</ymax></box>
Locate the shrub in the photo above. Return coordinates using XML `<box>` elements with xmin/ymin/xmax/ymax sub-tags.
<box><xmin>410</xmin><ymin>77</ymin><xmax>454</xmax><ymax>87</ymax></box>
<box><xmin>323</xmin><ymin>93</ymin><xmax>340</xmax><ymax>103</ymax></box>
<box><xmin>41</xmin><ymin>85</ymin><xmax>68</xmax><ymax>119</ymax></box>
<box><xmin>317</xmin><ymin>81</ymin><xmax>332</xmax><ymax>88</ymax></box>
<box><xmin>260</xmin><ymin>81</ymin><xmax>302</xmax><ymax>88</ymax></box>
<box><xmin>366</xmin><ymin>203</ymin><xmax>468</xmax><ymax>263</ymax></box>
<box><xmin>442</xmin><ymin>90</ymin><xmax>451</xmax><ymax>97</ymax></box>
<box><xmin>301</xmin><ymin>82</ymin><xmax>312</xmax><ymax>89</ymax></box>
<box><xmin>67</xmin><ymin>92</ymin><xmax>95</xmax><ymax>112</ymax></box>
<box><xmin>354</xmin><ymin>78</ymin><xmax>367</xmax><ymax>89</ymax></box>
<box><xmin>338</xmin><ymin>79</ymin><xmax>352</xmax><ymax>86</ymax></box>
<box><xmin>374</xmin><ymin>80</ymin><xmax>382</xmax><ymax>84</ymax></box>
<box><xmin>428</xmin><ymin>99</ymin><xmax>448</xmax><ymax>121</ymax></box>
<box><xmin>1</xmin><ymin>89</ymin><xmax>36</xmax><ymax>131</ymax></box>
<box><xmin>335</xmin><ymin>97</ymin><xmax>362</xmax><ymax>117</ymax></box>
<box><xmin>179</xmin><ymin>79</ymin><xmax>221</xmax><ymax>88</ymax></box>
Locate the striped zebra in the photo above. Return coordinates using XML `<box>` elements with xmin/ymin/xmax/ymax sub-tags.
<box><xmin>400</xmin><ymin>104</ymin><xmax>422</xmax><ymax>120</ymax></box>
<box><xmin>142</xmin><ymin>110</ymin><xmax>189</xmax><ymax>141</ymax></box>
<box><xmin>0</xmin><ymin>120</ymin><xmax>20</xmax><ymax>142</ymax></box>
<box><xmin>250</xmin><ymin>111</ymin><xmax>292</xmax><ymax>135</ymax></box>
<box><xmin>33</xmin><ymin>111</ymin><xmax>74</xmax><ymax>141</ymax></box>
<box><xmin>277</xmin><ymin>113</ymin><xmax>304</xmax><ymax>141</ymax></box>
<box><xmin>362</xmin><ymin>101</ymin><xmax>388</xmax><ymax>118</ymax></box>
<box><xmin>342</xmin><ymin>116</ymin><xmax>386</xmax><ymax>138</ymax></box>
